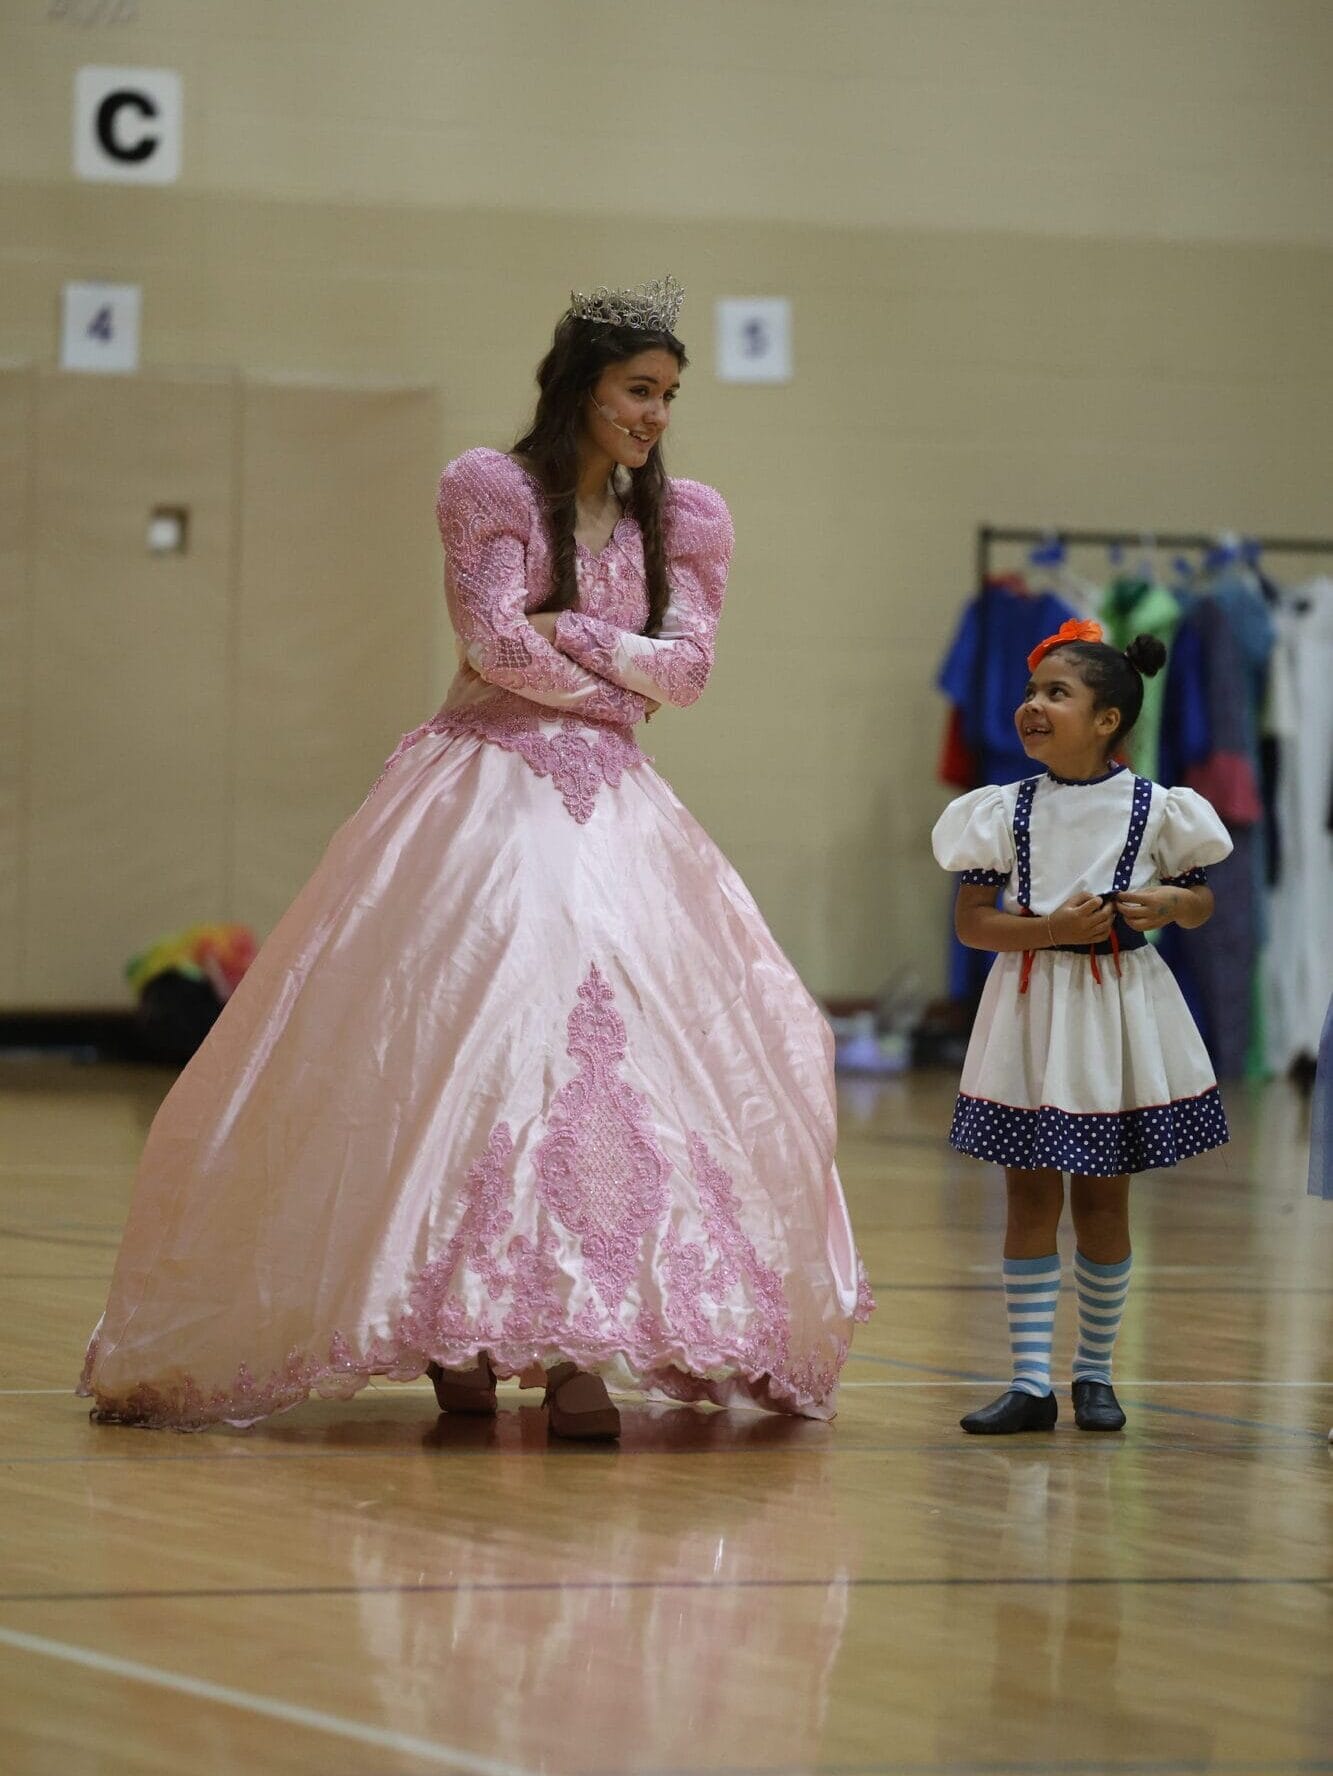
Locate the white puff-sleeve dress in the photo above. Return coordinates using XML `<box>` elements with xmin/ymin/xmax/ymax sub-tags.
<box><xmin>932</xmin><ymin>766</ymin><xmax>1234</xmax><ymax>1175</ymax></box>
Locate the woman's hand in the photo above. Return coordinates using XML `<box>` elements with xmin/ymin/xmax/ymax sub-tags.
<box><xmin>1049</xmin><ymin>894</ymin><xmax>1116</xmax><ymax>946</ymax></box>
<box><xmin>1117</xmin><ymin>886</ymin><xmax>1188</xmax><ymax>932</ymax></box>
<box><xmin>526</xmin><ymin>608</ymin><xmax>658</xmax><ymax>719</ymax></box>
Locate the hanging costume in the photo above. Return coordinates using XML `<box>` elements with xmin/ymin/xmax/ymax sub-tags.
<box><xmin>1262</xmin><ymin>578</ymin><xmax>1333</xmax><ymax>1074</ymax></box>
<box><xmin>1098</xmin><ymin>578</ymin><xmax>1182</xmax><ymax>782</ymax></box>
<box><xmin>937</xmin><ymin>579</ymin><xmax>1079</xmax><ymax>1003</ymax></box>
<box><xmin>1177</xmin><ymin>575</ymin><xmax>1275</xmax><ymax>1078</ymax></box>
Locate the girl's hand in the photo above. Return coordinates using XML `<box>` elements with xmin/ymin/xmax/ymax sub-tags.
<box><xmin>1116</xmin><ymin>887</ymin><xmax>1184</xmax><ymax>932</ymax></box>
<box><xmin>1049</xmin><ymin>893</ymin><xmax>1115</xmax><ymax>945</ymax></box>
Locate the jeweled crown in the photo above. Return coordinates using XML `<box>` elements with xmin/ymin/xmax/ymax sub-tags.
<box><xmin>568</xmin><ymin>275</ymin><xmax>685</xmax><ymax>334</ymax></box>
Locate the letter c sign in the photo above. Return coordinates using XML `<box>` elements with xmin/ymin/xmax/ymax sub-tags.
<box><xmin>74</xmin><ymin>67</ymin><xmax>182</xmax><ymax>184</ymax></box>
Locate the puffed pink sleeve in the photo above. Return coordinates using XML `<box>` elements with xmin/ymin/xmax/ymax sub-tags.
<box><xmin>552</xmin><ymin>480</ymin><xmax>733</xmax><ymax>710</ymax></box>
<box><xmin>437</xmin><ymin>450</ymin><xmax>648</xmax><ymax>724</ymax></box>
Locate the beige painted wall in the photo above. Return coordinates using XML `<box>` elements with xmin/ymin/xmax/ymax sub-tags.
<box><xmin>3</xmin><ymin>2</ymin><xmax>1332</xmax><ymax>998</ymax></box>
<box><xmin>8</xmin><ymin>1</ymin><xmax>1333</xmax><ymax>244</ymax></box>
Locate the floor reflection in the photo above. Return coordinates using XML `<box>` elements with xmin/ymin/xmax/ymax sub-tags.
<box><xmin>333</xmin><ymin>1400</ymin><xmax>858</xmax><ymax>1768</ymax></box>
<box><xmin>931</xmin><ymin>1446</ymin><xmax>1215</xmax><ymax>1767</ymax></box>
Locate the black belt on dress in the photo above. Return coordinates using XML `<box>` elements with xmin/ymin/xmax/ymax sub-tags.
<box><xmin>1051</xmin><ymin>922</ymin><xmax>1148</xmax><ymax>958</ymax></box>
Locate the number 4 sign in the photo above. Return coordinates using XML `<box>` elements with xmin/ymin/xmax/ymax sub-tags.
<box><xmin>61</xmin><ymin>281</ymin><xmax>141</xmax><ymax>373</ymax></box>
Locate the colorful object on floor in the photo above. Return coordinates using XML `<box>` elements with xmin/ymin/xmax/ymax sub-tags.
<box><xmin>126</xmin><ymin>924</ymin><xmax>258</xmax><ymax>1003</ymax></box>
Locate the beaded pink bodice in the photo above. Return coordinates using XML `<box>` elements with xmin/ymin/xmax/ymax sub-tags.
<box><xmin>378</xmin><ymin>448</ymin><xmax>734</xmax><ymax>822</ymax></box>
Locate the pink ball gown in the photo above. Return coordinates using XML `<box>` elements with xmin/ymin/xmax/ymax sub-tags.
<box><xmin>79</xmin><ymin>448</ymin><xmax>873</xmax><ymax>1429</ymax></box>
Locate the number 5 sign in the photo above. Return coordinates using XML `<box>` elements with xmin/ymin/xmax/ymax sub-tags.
<box><xmin>61</xmin><ymin>282</ymin><xmax>142</xmax><ymax>373</ymax></box>
<box><xmin>715</xmin><ymin>298</ymin><xmax>793</xmax><ymax>384</ymax></box>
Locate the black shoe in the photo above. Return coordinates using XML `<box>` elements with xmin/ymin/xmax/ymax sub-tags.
<box><xmin>1072</xmin><ymin>1379</ymin><xmax>1126</xmax><ymax>1432</ymax></box>
<box><xmin>960</xmin><ymin>1389</ymin><xmax>1058</xmax><ymax>1435</ymax></box>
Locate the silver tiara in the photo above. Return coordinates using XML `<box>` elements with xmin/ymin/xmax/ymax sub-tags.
<box><xmin>568</xmin><ymin>275</ymin><xmax>685</xmax><ymax>333</ymax></box>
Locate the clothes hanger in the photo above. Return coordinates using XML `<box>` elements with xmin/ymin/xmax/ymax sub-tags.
<box><xmin>1134</xmin><ymin>531</ymin><xmax>1159</xmax><ymax>584</ymax></box>
<box><xmin>1029</xmin><ymin>532</ymin><xmax>1098</xmax><ymax>616</ymax></box>
<box><xmin>1203</xmin><ymin>531</ymin><xmax>1243</xmax><ymax>578</ymax></box>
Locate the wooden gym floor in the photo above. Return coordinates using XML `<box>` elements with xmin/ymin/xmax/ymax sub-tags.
<box><xmin>1</xmin><ymin>1058</ymin><xmax>1329</xmax><ymax>1776</ymax></box>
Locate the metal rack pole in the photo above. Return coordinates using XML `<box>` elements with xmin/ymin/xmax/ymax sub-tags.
<box><xmin>977</xmin><ymin>524</ymin><xmax>1333</xmax><ymax>583</ymax></box>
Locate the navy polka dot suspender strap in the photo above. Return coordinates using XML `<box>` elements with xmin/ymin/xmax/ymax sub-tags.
<box><xmin>1011</xmin><ymin>777</ymin><xmax>1041</xmax><ymax>996</ymax></box>
<box><xmin>1013</xmin><ymin>776</ymin><xmax>1039</xmax><ymax>908</ymax></box>
<box><xmin>1112</xmin><ymin>776</ymin><xmax>1154</xmax><ymax>894</ymax></box>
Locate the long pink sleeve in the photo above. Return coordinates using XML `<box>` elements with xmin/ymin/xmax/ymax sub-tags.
<box><xmin>553</xmin><ymin>481</ymin><xmax>734</xmax><ymax>710</ymax></box>
<box><xmin>437</xmin><ymin>451</ymin><xmax>648</xmax><ymax>725</ymax></box>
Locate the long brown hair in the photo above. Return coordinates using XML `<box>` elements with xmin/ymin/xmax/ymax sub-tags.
<box><xmin>512</xmin><ymin>312</ymin><xmax>688</xmax><ymax>636</ymax></box>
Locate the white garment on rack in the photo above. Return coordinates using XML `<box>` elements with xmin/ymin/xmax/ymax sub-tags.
<box><xmin>1262</xmin><ymin>576</ymin><xmax>1333</xmax><ymax>1070</ymax></box>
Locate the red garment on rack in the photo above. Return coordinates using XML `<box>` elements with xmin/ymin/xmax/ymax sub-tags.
<box><xmin>936</xmin><ymin>574</ymin><xmax>1033</xmax><ymax>790</ymax></box>
<box><xmin>938</xmin><ymin>705</ymin><xmax>978</xmax><ymax>789</ymax></box>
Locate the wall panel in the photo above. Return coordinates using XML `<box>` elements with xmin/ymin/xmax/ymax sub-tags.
<box><xmin>24</xmin><ymin>372</ymin><xmax>238</xmax><ymax>1007</ymax></box>
<box><xmin>231</xmin><ymin>383</ymin><xmax>439</xmax><ymax>936</ymax></box>
<box><xmin>0</xmin><ymin>370</ymin><xmax>33</xmax><ymax>1003</ymax></box>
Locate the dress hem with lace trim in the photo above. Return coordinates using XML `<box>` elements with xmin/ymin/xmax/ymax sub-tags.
<box><xmin>76</xmin><ymin>1293</ymin><xmax>875</xmax><ymax>1434</ymax></box>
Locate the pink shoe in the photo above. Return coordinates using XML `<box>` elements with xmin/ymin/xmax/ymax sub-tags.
<box><xmin>543</xmin><ymin>1362</ymin><xmax>620</xmax><ymax>1441</ymax></box>
<box><xmin>427</xmin><ymin>1353</ymin><xmax>497</xmax><ymax>1416</ymax></box>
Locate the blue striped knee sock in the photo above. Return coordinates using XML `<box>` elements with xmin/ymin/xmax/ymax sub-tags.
<box><xmin>1072</xmin><ymin>1251</ymin><xmax>1133</xmax><ymax>1384</ymax></box>
<box><xmin>1004</xmin><ymin>1254</ymin><xmax>1061</xmax><ymax>1398</ymax></box>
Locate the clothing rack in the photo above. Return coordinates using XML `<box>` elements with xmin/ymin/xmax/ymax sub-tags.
<box><xmin>976</xmin><ymin>525</ymin><xmax>1333</xmax><ymax>588</ymax></box>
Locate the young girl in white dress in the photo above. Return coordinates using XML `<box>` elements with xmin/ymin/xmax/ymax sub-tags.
<box><xmin>932</xmin><ymin>619</ymin><xmax>1232</xmax><ymax>1434</ymax></box>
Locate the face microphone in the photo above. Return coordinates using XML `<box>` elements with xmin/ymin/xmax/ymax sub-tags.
<box><xmin>589</xmin><ymin>396</ymin><xmax>641</xmax><ymax>441</ymax></box>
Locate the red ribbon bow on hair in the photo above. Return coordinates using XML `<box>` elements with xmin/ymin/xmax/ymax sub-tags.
<box><xmin>1027</xmin><ymin>618</ymin><xmax>1104</xmax><ymax>672</ymax></box>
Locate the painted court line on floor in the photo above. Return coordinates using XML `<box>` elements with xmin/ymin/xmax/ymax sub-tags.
<box><xmin>2</xmin><ymin>1439</ymin><xmax>1322</xmax><ymax>1465</ymax></box>
<box><xmin>3</xmin><ymin>1576</ymin><xmax>1328</xmax><ymax>1607</ymax></box>
<box><xmin>965</xmin><ymin>1263</ymin><xmax>1244</xmax><ymax>1277</ymax></box>
<box><xmin>0</xmin><ymin>1164</ymin><xmax>132</xmax><ymax>1176</ymax></box>
<box><xmin>0</xmin><ymin>1625</ymin><xmax>535</xmax><ymax>1776</ymax></box>
<box><xmin>868</xmin><ymin>1282</ymin><xmax>1333</xmax><ymax>1295</ymax></box>
<box><xmin>11</xmin><ymin>1374</ymin><xmax>1328</xmax><ymax>1397</ymax></box>
<box><xmin>839</xmin><ymin>1379</ymin><xmax>1333</xmax><ymax>1389</ymax></box>
<box><xmin>642</xmin><ymin>1759</ymin><xmax>1333</xmax><ymax>1775</ymax></box>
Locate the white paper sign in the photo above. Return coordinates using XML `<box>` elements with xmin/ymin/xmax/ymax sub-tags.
<box><xmin>61</xmin><ymin>282</ymin><xmax>142</xmax><ymax>373</ymax></box>
<box><xmin>715</xmin><ymin>298</ymin><xmax>793</xmax><ymax>384</ymax></box>
<box><xmin>74</xmin><ymin>66</ymin><xmax>181</xmax><ymax>184</ymax></box>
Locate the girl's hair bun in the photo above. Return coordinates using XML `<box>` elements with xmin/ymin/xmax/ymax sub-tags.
<box><xmin>1125</xmin><ymin>633</ymin><xmax>1167</xmax><ymax>679</ymax></box>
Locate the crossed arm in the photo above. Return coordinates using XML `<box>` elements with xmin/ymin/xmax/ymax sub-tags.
<box><xmin>524</xmin><ymin>612</ymin><xmax>653</xmax><ymax>714</ymax></box>
<box><xmin>439</xmin><ymin>458</ymin><xmax>730</xmax><ymax>722</ymax></box>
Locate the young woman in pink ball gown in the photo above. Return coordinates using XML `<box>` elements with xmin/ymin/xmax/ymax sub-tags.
<box><xmin>79</xmin><ymin>277</ymin><xmax>873</xmax><ymax>1440</ymax></box>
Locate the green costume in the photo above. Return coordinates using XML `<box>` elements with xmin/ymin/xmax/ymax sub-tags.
<box><xmin>1099</xmin><ymin>578</ymin><xmax>1182</xmax><ymax>781</ymax></box>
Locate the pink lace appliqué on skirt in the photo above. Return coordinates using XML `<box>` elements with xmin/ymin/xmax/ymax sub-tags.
<box><xmin>80</xmin><ymin>965</ymin><xmax>869</xmax><ymax>1431</ymax></box>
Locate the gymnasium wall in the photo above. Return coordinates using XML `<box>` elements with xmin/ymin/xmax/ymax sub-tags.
<box><xmin>3</xmin><ymin>1</ymin><xmax>1332</xmax><ymax>1000</ymax></box>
